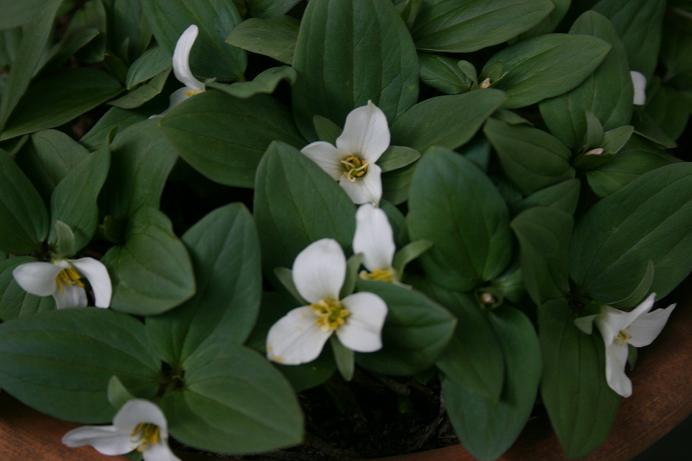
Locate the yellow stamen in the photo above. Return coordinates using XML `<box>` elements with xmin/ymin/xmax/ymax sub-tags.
<box><xmin>55</xmin><ymin>267</ymin><xmax>84</xmax><ymax>293</ymax></box>
<box><xmin>310</xmin><ymin>298</ymin><xmax>350</xmax><ymax>331</ymax></box>
<box><xmin>185</xmin><ymin>88</ymin><xmax>204</xmax><ymax>97</ymax></box>
<box><xmin>131</xmin><ymin>423</ymin><xmax>161</xmax><ymax>452</ymax></box>
<box><xmin>340</xmin><ymin>154</ymin><xmax>369</xmax><ymax>182</ymax></box>
<box><xmin>359</xmin><ymin>268</ymin><xmax>395</xmax><ymax>283</ymax></box>
<box><xmin>616</xmin><ymin>330</ymin><xmax>631</xmax><ymax>345</ymax></box>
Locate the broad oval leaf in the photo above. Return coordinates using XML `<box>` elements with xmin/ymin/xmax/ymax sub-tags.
<box><xmin>292</xmin><ymin>0</ymin><xmax>419</xmax><ymax>138</ymax></box>
<box><xmin>160</xmin><ymin>91</ymin><xmax>304</xmax><ymax>188</ymax></box>
<box><xmin>408</xmin><ymin>147</ymin><xmax>513</xmax><ymax>291</ymax></box>
<box><xmin>516</xmin><ymin>179</ymin><xmax>581</xmax><ymax>215</ymax></box>
<box><xmin>226</xmin><ymin>16</ymin><xmax>299</xmax><ymax>65</ymax></box>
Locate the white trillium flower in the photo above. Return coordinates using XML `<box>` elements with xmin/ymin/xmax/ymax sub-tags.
<box><xmin>63</xmin><ymin>399</ymin><xmax>180</xmax><ymax>461</ymax></box>
<box><xmin>592</xmin><ymin>293</ymin><xmax>675</xmax><ymax>398</ymax></box>
<box><xmin>302</xmin><ymin>101</ymin><xmax>390</xmax><ymax>205</ymax></box>
<box><xmin>630</xmin><ymin>70</ymin><xmax>647</xmax><ymax>106</ymax></box>
<box><xmin>353</xmin><ymin>203</ymin><xmax>397</xmax><ymax>283</ymax></box>
<box><xmin>168</xmin><ymin>24</ymin><xmax>205</xmax><ymax>109</ymax></box>
<box><xmin>12</xmin><ymin>257</ymin><xmax>111</xmax><ymax>309</ymax></box>
<box><xmin>266</xmin><ymin>239</ymin><xmax>388</xmax><ymax>365</ymax></box>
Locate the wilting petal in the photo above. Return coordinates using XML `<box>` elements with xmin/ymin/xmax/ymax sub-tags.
<box><xmin>339</xmin><ymin>163</ymin><xmax>382</xmax><ymax>205</ymax></box>
<box><xmin>292</xmin><ymin>239</ymin><xmax>346</xmax><ymax>303</ymax></box>
<box><xmin>71</xmin><ymin>257</ymin><xmax>112</xmax><ymax>308</ymax></box>
<box><xmin>353</xmin><ymin>204</ymin><xmax>395</xmax><ymax>271</ymax></box>
<box><xmin>144</xmin><ymin>443</ymin><xmax>181</xmax><ymax>461</ymax></box>
<box><xmin>337</xmin><ymin>292</ymin><xmax>387</xmax><ymax>352</ymax></box>
<box><xmin>628</xmin><ymin>303</ymin><xmax>675</xmax><ymax>348</ymax></box>
<box><xmin>630</xmin><ymin>71</ymin><xmax>646</xmax><ymax>106</ymax></box>
<box><xmin>172</xmin><ymin>25</ymin><xmax>204</xmax><ymax>91</ymax></box>
<box><xmin>114</xmin><ymin>400</ymin><xmax>168</xmax><ymax>436</ymax></box>
<box><xmin>266</xmin><ymin>306</ymin><xmax>331</xmax><ymax>365</ymax></box>
<box><xmin>12</xmin><ymin>262</ymin><xmax>61</xmax><ymax>296</ymax></box>
<box><xmin>596</xmin><ymin>293</ymin><xmax>656</xmax><ymax>345</ymax></box>
<box><xmin>604</xmin><ymin>342</ymin><xmax>631</xmax><ymax>397</ymax></box>
<box><xmin>53</xmin><ymin>285</ymin><xmax>88</xmax><ymax>309</ymax></box>
<box><xmin>62</xmin><ymin>425</ymin><xmax>136</xmax><ymax>455</ymax></box>
<box><xmin>336</xmin><ymin>101</ymin><xmax>390</xmax><ymax>162</ymax></box>
<box><xmin>301</xmin><ymin>141</ymin><xmax>342</xmax><ymax>180</ymax></box>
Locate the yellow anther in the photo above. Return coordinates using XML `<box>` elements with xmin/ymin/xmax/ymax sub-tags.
<box><xmin>55</xmin><ymin>267</ymin><xmax>84</xmax><ymax>292</ymax></box>
<box><xmin>185</xmin><ymin>88</ymin><xmax>204</xmax><ymax>97</ymax></box>
<box><xmin>616</xmin><ymin>330</ymin><xmax>632</xmax><ymax>345</ymax></box>
<box><xmin>310</xmin><ymin>298</ymin><xmax>350</xmax><ymax>331</ymax></box>
<box><xmin>131</xmin><ymin>423</ymin><xmax>161</xmax><ymax>452</ymax></box>
<box><xmin>359</xmin><ymin>268</ymin><xmax>395</xmax><ymax>283</ymax></box>
<box><xmin>340</xmin><ymin>154</ymin><xmax>369</xmax><ymax>182</ymax></box>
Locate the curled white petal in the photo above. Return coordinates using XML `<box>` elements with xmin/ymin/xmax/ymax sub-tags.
<box><xmin>71</xmin><ymin>257</ymin><xmax>112</xmax><ymax>308</ymax></box>
<box><xmin>114</xmin><ymin>400</ymin><xmax>168</xmax><ymax>436</ymax></box>
<box><xmin>143</xmin><ymin>443</ymin><xmax>182</xmax><ymax>461</ymax></box>
<box><xmin>596</xmin><ymin>293</ymin><xmax>656</xmax><ymax>345</ymax></box>
<box><xmin>301</xmin><ymin>141</ymin><xmax>342</xmax><ymax>180</ymax></box>
<box><xmin>12</xmin><ymin>262</ymin><xmax>61</xmax><ymax>296</ymax></box>
<box><xmin>630</xmin><ymin>71</ymin><xmax>647</xmax><ymax>106</ymax></box>
<box><xmin>266</xmin><ymin>306</ymin><xmax>331</xmax><ymax>365</ymax></box>
<box><xmin>604</xmin><ymin>342</ymin><xmax>631</xmax><ymax>397</ymax></box>
<box><xmin>337</xmin><ymin>292</ymin><xmax>387</xmax><ymax>352</ymax></box>
<box><xmin>62</xmin><ymin>425</ymin><xmax>136</xmax><ymax>455</ymax></box>
<box><xmin>336</xmin><ymin>101</ymin><xmax>390</xmax><ymax>162</ymax></box>
<box><xmin>173</xmin><ymin>25</ymin><xmax>204</xmax><ymax>91</ymax></box>
<box><xmin>53</xmin><ymin>285</ymin><xmax>87</xmax><ymax>309</ymax></box>
<box><xmin>627</xmin><ymin>303</ymin><xmax>675</xmax><ymax>348</ymax></box>
<box><xmin>353</xmin><ymin>204</ymin><xmax>395</xmax><ymax>271</ymax></box>
<box><xmin>292</xmin><ymin>239</ymin><xmax>346</xmax><ymax>303</ymax></box>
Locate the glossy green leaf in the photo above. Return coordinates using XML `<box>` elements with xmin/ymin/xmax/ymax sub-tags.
<box><xmin>160</xmin><ymin>91</ymin><xmax>304</xmax><ymax>188</ymax></box>
<box><xmin>125</xmin><ymin>46</ymin><xmax>171</xmax><ymax>90</ymax></box>
<box><xmin>0</xmin><ymin>256</ymin><xmax>55</xmax><ymax>321</ymax></box>
<box><xmin>80</xmin><ymin>107</ymin><xmax>147</xmax><ymax>151</ymax></box>
<box><xmin>378</xmin><ymin>146</ymin><xmax>420</xmax><ymax>173</ymax></box>
<box><xmin>521</xmin><ymin>0</ymin><xmax>571</xmax><ymax>38</ymax></box>
<box><xmin>226</xmin><ymin>16</ymin><xmax>298</xmax><ymax>65</ymax></box>
<box><xmin>408</xmin><ymin>147</ymin><xmax>513</xmax><ymax>291</ymax></box>
<box><xmin>109</xmin><ymin>70</ymin><xmax>170</xmax><ymax>109</ymax></box>
<box><xmin>382</xmin><ymin>162</ymin><xmax>417</xmax><ymax>205</ymax></box>
<box><xmin>412</xmin><ymin>0</ymin><xmax>554</xmax><ymax>52</ymax></box>
<box><xmin>418</xmin><ymin>53</ymin><xmax>475</xmax><ymax>94</ymax></box>
<box><xmin>331</xmin><ymin>336</ymin><xmax>354</xmax><ymax>381</ymax></box>
<box><xmin>208</xmin><ymin>66</ymin><xmax>296</xmax><ymax>99</ymax></box>
<box><xmin>246</xmin><ymin>0</ymin><xmax>302</xmax><ymax>18</ymax></box>
<box><xmin>515</xmin><ymin>179</ymin><xmax>581</xmax><ymax>215</ymax></box>
<box><xmin>292</xmin><ymin>0</ymin><xmax>419</xmax><ymax>138</ymax></box>
<box><xmin>0</xmin><ymin>0</ymin><xmax>56</xmax><ymax>30</ymax></box>
<box><xmin>645</xmin><ymin>84</ymin><xmax>690</xmax><ymax>142</ymax></box>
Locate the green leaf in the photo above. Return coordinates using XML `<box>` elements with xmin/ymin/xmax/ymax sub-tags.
<box><xmin>418</xmin><ymin>53</ymin><xmax>475</xmax><ymax>94</ymax></box>
<box><xmin>50</xmin><ymin>146</ymin><xmax>110</xmax><ymax>254</ymax></box>
<box><xmin>0</xmin><ymin>150</ymin><xmax>49</xmax><ymax>253</ymax></box>
<box><xmin>51</xmin><ymin>221</ymin><xmax>76</xmax><ymax>258</ymax></box>
<box><xmin>312</xmin><ymin>115</ymin><xmax>341</xmax><ymax>145</ymax></box>
<box><xmin>539</xmin><ymin>299</ymin><xmax>620</xmax><ymax>458</ymax></box>
<box><xmin>408</xmin><ymin>147</ymin><xmax>512</xmax><ymax>291</ymax></box>
<box><xmin>571</xmin><ymin>163</ymin><xmax>692</xmax><ymax>302</ymax></box>
<box><xmin>81</xmin><ymin>107</ymin><xmax>147</xmax><ymax>151</ymax></box>
<box><xmin>331</xmin><ymin>336</ymin><xmax>354</xmax><ymax>381</ymax></box>
<box><xmin>125</xmin><ymin>46</ymin><xmax>171</xmax><ymax>90</ymax></box>
<box><xmin>103</xmin><ymin>207</ymin><xmax>195</xmax><ymax>316</ymax></box>
<box><xmin>109</xmin><ymin>70</ymin><xmax>170</xmax><ymax>110</ymax></box>
<box><xmin>520</xmin><ymin>0</ymin><xmax>571</xmax><ymax>38</ymax></box>
<box><xmin>412</xmin><ymin>0</ymin><xmax>554</xmax><ymax>52</ymax></box>
<box><xmin>382</xmin><ymin>162</ymin><xmax>416</xmax><ymax>205</ymax></box>
<box><xmin>391</xmin><ymin>90</ymin><xmax>506</xmax><ymax>152</ymax></box>
<box><xmin>484</xmin><ymin>118</ymin><xmax>574</xmax><ymax>195</ymax></box>
<box><xmin>481</xmin><ymin>34</ymin><xmax>611</xmax><ymax>109</ymax></box>
<box><xmin>254</xmin><ymin>141</ymin><xmax>355</xmax><ymax>274</ymax></box>
<box><xmin>356</xmin><ymin>281</ymin><xmax>456</xmax><ymax>376</ymax></box>
<box><xmin>378</xmin><ymin>145</ymin><xmax>420</xmax><ymax>173</ymax></box>
<box><xmin>0</xmin><ymin>309</ymin><xmax>160</xmax><ymax>423</ymax></box>
<box><xmin>0</xmin><ymin>256</ymin><xmax>55</xmax><ymax>321</ymax></box>
<box><xmin>146</xmin><ymin>204</ymin><xmax>261</xmax><ymax>363</ymax></box>
<box><xmin>162</xmin><ymin>340</ymin><xmax>303</xmax><ymax>454</ymax></box>
<box><xmin>107</xmin><ymin>375</ymin><xmax>135</xmax><ymax>410</ymax></box>
<box><xmin>208</xmin><ymin>66</ymin><xmax>296</xmax><ymax>99</ymax></box>
<box><xmin>593</xmin><ymin>0</ymin><xmax>666</xmax><ymax>78</ymax></box>
<box><xmin>540</xmin><ymin>12</ymin><xmax>633</xmax><ymax>149</ymax></box>
<box><xmin>0</xmin><ymin>0</ymin><xmax>57</xmax><ymax>30</ymax></box>
<box><xmin>340</xmin><ymin>253</ymin><xmax>364</xmax><ymax>299</ymax></box>
<box><xmin>393</xmin><ymin>240</ymin><xmax>432</xmax><ymax>278</ymax></box>
<box><xmin>226</xmin><ymin>16</ymin><xmax>298</xmax><ymax>65</ymax></box>
<box><xmin>602</xmin><ymin>125</ymin><xmax>634</xmax><ymax>155</ymax></box>
<box><xmin>516</xmin><ymin>179</ymin><xmax>581</xmax><ymax>215</ymax></box>
<box><xmin>292</xmin><ymin>0</ymin><xmax>419</xmax><ymax>138</ymax></box>
<box><xmin>274</xmin><ymin>267</ymin><xmax>306</xmax><ymax>304</ymax></box>
<box><xmin>1</xmin><ymin>68</ymin><xmax>122</xmax><ymax>141</ymax></box>
<box><xmin>443</xmin><ymin>306</ymin><xmax>541</xmax><ymax>461</ymax></box>
<box><xmin>644</xmin><ymin>83</ymin><xmax>691</xmax><ymax>141</ymax></box>
<box><xmin>511</xmin><ymin>207</ymin><xmax>572</xmax><ymax>305</ymax></box>
<box><xmin>143</xmin><ymin>0</ymin><xmax>246</xmax><ymax>80</ymax></box>
<box><xmin>160</xmin><ymin>91</ymin><xmax>304</xmax><ymax>188</ymax></box>
<box><xmin>433</xmin><ymin>289</ymin><xmax>504</xmax><ymax>402</ymax></box>
<box><xmin>246</xmin><ymin>0</ymin><xmax>302</xmax><ymax>18</ymax></box>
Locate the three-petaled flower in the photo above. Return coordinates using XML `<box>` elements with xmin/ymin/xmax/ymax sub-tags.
<box><xmin>354</xmin><ymin>204</ymin><xmax>397</xmax><ymax>283</ymax></box>
<box><xmin>302</xmin><ymin>102</ymin><xmax>390</xmax><ymax>205</ymax></box>
<box><xmin>266</xmin><ymin>239</ymin><xmax>388</xmax><ymax>365</ymax></box>
<box><xmin>63</xmin><ymin>399</ymin><xmax>180</xmax><ymax>461</ymax></box>
<box><xmin>168</xmin><ymin>24</ymin><xmax>205</xmax><ymax>109</ymax></box>
<box><xmin>577</xmin><ymin>293</ymin><xmax>675</xmax><ymax>397</ymax></box>
<box><xmin>13</xmin><ymin>257</ymin><xmax>111</xmax><ymax>309</ymax></box>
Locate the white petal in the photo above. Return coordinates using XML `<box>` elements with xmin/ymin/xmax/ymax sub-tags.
<box><xmin>12</xmin><ymin>262</ymin><xmax>61</xmax><ymax>296</ymax></box>
<box><xmin>143</xmin><ymin>443</ymin><xmax>181</xmax><ymax>461</ymax></box>
<box><xmin>596</xmin><ymin>293</ymin><xmax>656</xmax><ymax>345</ymax></box>
<box><xmin>53</xmin><ymin>285</ymin><xmax>88</xmax><ymax>309</ymax></box>
<box><xmin>628</xmin><ymin>303</ymin><xmax>675</xmax><ymax>348</ymax></box>
<box><xmin>266</xmin><ymin>306</ymin><xmax>331</xmax><ymax>365</ymax></box>
<box><xmin>339</xmin><ymin>163</ymin><xmax>382</xmax><ymax>205</ymax></box>
<box><xmin>336</xmin><ymin>292</ymin><xmax>387</xmax><ymax>352</ymax></box>
<box><xmin>604</xmin><ymin>342</ymin><xmax>631</xmax><ymax>397</ymax></box>
<box><xmin>62</xmin><ymin>425</ymin><xmax>136</xmax><ymax>455</ymax></box>
<box><xmin>114</xmin><ymin>400</ymin><xmax>168</xmax><ymax>436</ymax></box>
<box><xmin>353</xmin><ymin>204</ymin><xmax>395</xmax><ymax>271</ymax></box>
<box><xmin>301</xmin><ymin>141</ymin><xmax>342</xmax><ymax>180</ymax></box>
<box><xmin>71</xmin><ymin>257</ymin><xmax>112</xmax><ymax>308</ymax></box>
<box><xmin>292</xmin><ymin>239</ymin><xmax>346</xmax><ymax>303</ymax></box>
<box><xmin>173</xmin><ymin>25</ymin><xmax>204</xmax><ymax>91</ymax></box>
<box><xmin>630</xmin><ymin>71</ymin><xmax>647</xmax><ymax>106</ymax></box>
<box><xmin>336</xmin><ymin>101</ymin><xmax>390</xmax><ymax>162</ymax></box>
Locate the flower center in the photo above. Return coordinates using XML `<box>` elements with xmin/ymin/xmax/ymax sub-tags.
<box><xmin>185</xmin><ymin>88</ymin><xmax>204</xmax><ymax>97</ymax></box>
<box><xmin>360</xmin><ymin>268</ymin><xmax>395</xmax><ymax>283</ymax></box>
<box><xmin>340</xmin><ymin>154</ymin><xmax>369</xmax><ymax>182</ymax></box>
<box><xmin>310</xmin><ymin>298</ymin><xmax>350</xmax><ymax>331</ymax></box>
<box><xmin>615</xmin><ymin>329</ymin><xmax>632</xmax><ymax>345</ymax></box>
<box><xmin>131</xmin><ymin>423</ymin><xmax>161</xmax><ymax>452</ymax></box>
<box><xmin>55</xmin><ymin>267</ymin><xmax>84</xmax><ymax>292</ymax></box>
